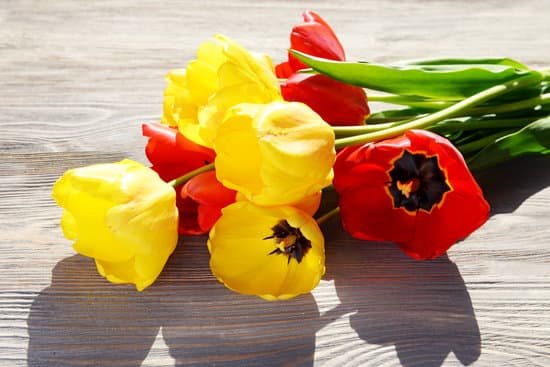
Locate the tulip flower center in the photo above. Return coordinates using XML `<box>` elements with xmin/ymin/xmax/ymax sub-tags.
<box><xmin>388</xmin><ymin>150</ymin><xmax>450</xmax><ymax>212</ymax></box>
<box><xmin>264</xmin><ymin>220</ymin><xmax>312</xmax><ymax>264</ymax></box>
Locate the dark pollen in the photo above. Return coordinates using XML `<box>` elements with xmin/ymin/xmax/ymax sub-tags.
<box><xmin>263</xmin><ymin>220</ymin><xmax>312</xmax><ymax>264</ymax></box>
<box><xmin>388</xmin><ymin>150</ymin><xmax>451</xmax><ymax>212</ymax></box>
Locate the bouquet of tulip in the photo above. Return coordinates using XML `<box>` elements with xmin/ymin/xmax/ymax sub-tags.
<box><xmin>52</xmin><ymin>11</ymin><xmax>549</xmax><ymax>299</ymax></box>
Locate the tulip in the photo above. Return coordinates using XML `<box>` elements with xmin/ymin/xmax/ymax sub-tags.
<box><xmin>281</xmin><ymin>73</ymin><xmax>370</xmax><ymax>125</ymax></box>
<box><xmin>52</xmin><ymin>159</ymin><xmax>179</xmax><ymax>290</ymax></box>
<box><xmin>333</xmin><ymin>130</ymin><xmax>490</xmax><ymax>260</ymax></box>
<box><xmin>142</xmin><ymin>122</ymin><xmax>215</xmax><ymax>182</ymax></box>
<box><xmin>277</xmin><ymin>11</ymin><xmax>369</xmax><ymax>125</ymax></box>
<box><xmin>276</xmin><ymin>10</ymin><xmax>345</xmax><ymax>78</ymax></box>
<box><xmin>214</xmin><ymin>101</ymin><xmax>335</xmax><ymax>206</ymax></box>
<box><xmin>179</xmin><ymin>171</ymin><xmax>236</xmax><ymax>235</ymax></box>
<box><xmin>208</xmin><ymin>201</ymin><xmax>325</xmax><ymax>300</ymax></box>
<box><xmin>162</xmin><ymin>34</ymin><xmax>282</xmax><ymax>147</ymax></box>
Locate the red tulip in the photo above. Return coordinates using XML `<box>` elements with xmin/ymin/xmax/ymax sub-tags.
<box><xmin>333</xmin><ymin>130</ymin><xmax>490</xmax><ymax>260</ymax></box>
<box><xmin>277</xmin><ymin>10</ymin><xmax>369</xmax><ymax>125</ymax></box>
<box><xmin>143</xmin><ymin>123</ymin><xmax>222</xmax><ymax>235</ymax></box>
<box><xmin>276</xmin><ymin>10</ymin><xmax>345</xmax><ymax>78</ymax></box>
<box><xmin>281</xmin><ymin>73</ymin><xmax>369</xmax><ymax>125</ymax></box>
<box><xmin>142</xmin><ymin>123</ymin><xmax>215</xmax><ymax>182</ymax></box>
<box><xmin>179</xmin><ymin>171</ymin><xmax>236</xmax><ymax>235</ymax></box>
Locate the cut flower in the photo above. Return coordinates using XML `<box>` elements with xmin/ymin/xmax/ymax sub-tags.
<box><xmin>52</xmin><ymin>159</ymin><xmax>178</xmax><ymax>290</ymax></box>
<box><xmin>162</xmin><ymin>34</ymin><xmax>282</xmax><ymax>147</ymax></box>
<box><xmin>208</xmin><ymin>201</ymin><xmax>325</xmax><ymax>300</ymax></box>
<box><xmin>214</xmin><ymin>101</ymin><xmax>335</xmax><ymax>206</ymax></box>
<box><xmin>333</xmin><ymin>129</ymin><xmax>490</xmax><ymax>260</ymax></box>
<box><xmin>277</xmin><ymin>10</ymin><xmax>369</xmax><ymax>125</ymax></box>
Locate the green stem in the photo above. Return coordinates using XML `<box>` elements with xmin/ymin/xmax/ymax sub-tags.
<box><xmin>316</xmin><ymin>207</ymin><xmax>340</xmax><ymax>226</ymax></box>
<box><xmin>333</xmin><ymin>122</ymin><xmax>398</xmax><ymax>135</ymax></box>
<box><xmin>334</xmin><ymin>74</ymin><xmax>541</xmax><ymax>149</ymax></box>
<box><xmin>168</xmin><ymin>163</ymin><xmax>215</xmax><ymax>187</ymax></box>
<box><xmin>457</xmin><ymin>130</ymin><xmax>515</xmax><ymax>154</ymax></box>
<box><xmin>368</xmin><ymin>95</ymin><xmax>453</xmax><ymax>109</ymax></box>
<box><xmin>429</xmin><ymin>117</ymin><xmax>537</xmax><ymax>132</ymax></box>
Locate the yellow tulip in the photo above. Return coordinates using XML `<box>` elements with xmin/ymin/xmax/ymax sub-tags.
<box><xmin>52</xmin><ymin>159</ymin><xmax>178</xmax><ymax>291</ymax></box>
<box><xmin>214</xmin><ymin>101</ymin><xmax>335</xmax><ymax>206</ymax></box>
<box><xmin>208</xmin><ymin>201</ymin><xmax>325</xmax><ymax>300</ymax></box>
<box><xmin>161</xmin><ymin>34</ymin><xmax>281</xmax><ymax>147</ymax></box>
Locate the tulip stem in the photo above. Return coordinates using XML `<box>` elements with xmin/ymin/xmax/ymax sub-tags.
<box><xmin>334</xmin><ymin>73</ymin><xmax>542</xmax><ymax>149</ymax></box>
<box><xmin>429</xmin><ymin>116</ymin><xmax>538</xmax><ymax>132</ymax></box>
<box><xmin>367</xmin><ymin>95</ymin><xmax>453</xmax><ymax>109</ymax></box>
<box><xmin>332</xmin><ymin>122</ymin><xmax>401</xmax><ymax>135</ymax></box>
<box><xmin>316</xmin><ymin>207</ymin><xmax>340</xmax><ymax>226</ymax></box>
<box><xmin>168</xmin><ymin>163</ymin><xmax>215</xmax><ymax>187</ymax></box>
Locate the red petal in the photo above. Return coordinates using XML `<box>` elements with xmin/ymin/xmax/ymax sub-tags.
<box><xmin>142</xmin><ymin>123</ymin><xmax>215</xmax><ymax>181</ymax></box>
<box><xmin>281</xmin><ymin>73</ymin><xmax>369</xmax><ymax>125</ymax></box>
<box><xmin>402</xmin><ymin>190</ymin><xmax>489</xmax><ymax>260</ymax></box>
<box><xmin>176</xmin><ymin>186</ymin><xmax>203</xmax><ymax>235</ymax></box>
<box><xmin>275</xmin><ymin>61</ymin><xmax>294</xmax><ymax>79</ymax></box>
<box><xmin>178</xmin><ymin>172</ymin><xmax>236</xmax><ymax>234</ymax></box>
<box><xmin>182</xmin><ymin>171</ymin><xmax>236</xmax><ymax>206</ymax></box>
<box><xmin>339</xmin><ymin>186</ymin><xmax>415</xmax><ymax>244</ymax></box>
<box><xmin>197</xmin><ymin>205</ymin><xmax>223</xmax><ymax>233</ymax></box>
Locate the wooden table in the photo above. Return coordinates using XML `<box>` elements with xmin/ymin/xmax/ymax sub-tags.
<box><xmin>1</xmin><ymin>1</ymin><xmax>549</xmax><ymax>366</ymax></box>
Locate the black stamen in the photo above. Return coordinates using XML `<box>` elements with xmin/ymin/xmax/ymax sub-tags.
<box><xmin>388</xmin><ymin>150</ymin><xmax>450</xmax><ymax>212</ymax></box>
<box><xmin>263</xmin><ymin>220</ymin><xmax>312</xmax><ymax>264</ymax></box>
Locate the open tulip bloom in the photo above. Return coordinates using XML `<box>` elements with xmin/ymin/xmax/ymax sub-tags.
<box><xmin>52</xmin><ymin>10</ymin><xmax>549</xmax><ymax>298</ymax></box>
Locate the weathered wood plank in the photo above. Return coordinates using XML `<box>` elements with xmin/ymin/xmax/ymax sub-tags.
<box><xmin>1</xmin><ymin>0</ymin><xmax>549</xmax><ymax>366</ymax></box>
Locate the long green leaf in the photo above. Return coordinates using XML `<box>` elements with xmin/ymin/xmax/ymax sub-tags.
<box><xmin>467</xmin><ymin>116</ymin><xmax>550</xmax><ymax>170</ymax></box>
<box><xmin>291</xmin><ymin>50</ymin><xmax>542</xmax><ymax>100</ymax></box>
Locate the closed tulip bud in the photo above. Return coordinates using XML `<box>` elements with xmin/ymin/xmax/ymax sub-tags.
<box><xmin>52</xmin><ymin>159</ymin><xmax>179</xmax><ymax>290</ymax></box>
<box><xmin>276</xmin><ymin>10</ymin><xmax>345</xmax><ymax>78</ymax></box>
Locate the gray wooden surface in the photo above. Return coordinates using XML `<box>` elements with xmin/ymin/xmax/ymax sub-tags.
<box><xmin>1</xmin><ymin>1</ymin><xmax>549</xmax><ymax>366</ymax></box>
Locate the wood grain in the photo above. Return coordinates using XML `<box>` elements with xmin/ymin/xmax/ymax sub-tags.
<box><xmin>1</xmin><ymin>0</ymin><xmax>549</xmax><ymax>366</ymax></box>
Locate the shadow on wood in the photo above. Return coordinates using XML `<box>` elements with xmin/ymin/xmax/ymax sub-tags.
<box><xmin>27</xmin><ymin>241</ymin><xmax>323</xmax><ymax>367</ymax></box>
<box><xmin>323</xmin><ymin>220</ymin><xmax>481</xmax><ymax>367</ymax></box>
<box><xmin>475</xmin><ymin>156</ymin><xmax>550</xmax><ymax>215</ymax></box>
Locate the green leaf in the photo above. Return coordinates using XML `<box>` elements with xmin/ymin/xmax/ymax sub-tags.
<box><xmin>467</xmin><ymin>116</ymin><xmax>550</xmax><ymax>170</ymax></box>
<box><xmin>290</xmin><ymin>50</ymin><xmax>542</xmax><ymax>100</ymax></box>
<box><xmin>399</xmin><ymin>57</ymin><xmax>529</xmax><ymax>70</ymax></box>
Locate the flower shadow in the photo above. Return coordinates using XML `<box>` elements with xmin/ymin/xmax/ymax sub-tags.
<box><xmin>159</xmin><ymin>239</ymin><xmax>320</xmax><ymax>367</ymax></box>
<box><xmin>27</xmin><ymin>240</ymin><xmax>323</xmax><ymax>367</ymax></box>
<box><xmin>474</xmin><ymin>156</ymin><xmax>550</xmax><ymax>214</ymax></box>
<box><xmin>27</xmin><ymin>255</ymin><xmax>161</xmax><ymax>367</ymax></box>
<box><xmin>324</xmin><ymin>220</ymin><xmax>481</xmax><ymax>367</ymax></box>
